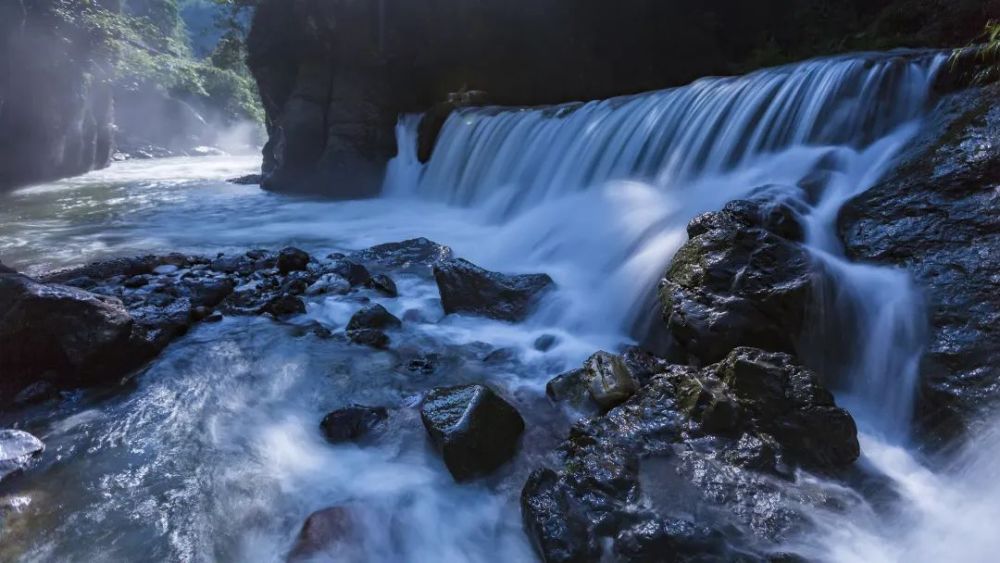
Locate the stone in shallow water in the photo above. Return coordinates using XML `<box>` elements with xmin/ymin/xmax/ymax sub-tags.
<box><xmin>277</xmin><ymin>247</ymin><xmax>311</xmax><ymax>274</ymax></box>
<box><xmin>420</xmin><ymin>384</ymin><xmax>525</xmax><ymax>481</ymax></box>
<box><xmin>365</xmin><ymin>273</ymin><xmax>398</xmax><ymax>297</ymax></box>
<box><xmin>0</xmin><ymin>429</ymin><xmax>44</xmax><ymax>482</ymax></box>
<box><xmin>346</xmin><ymin>304</ymin><xmax>401</xmax><ymax>332</ymax></box>
<box><xmin>546</xmin><ymin>351</ymin><xmax>641</xmax><ymax>412</ymax></box>
<box><xmin>0</xmin><ymin>273</ymin><xmax>140</xmax><ymax>403</ymax></box>
<box><xmin>350</xmin><ymin>238</ymin><xmax>454</xmax><ymax>269</ymax></box>
<box><xmin>327</xmin><ymin>259</ymin><xmax>371</xmax><ymax>287</ymax></box>
<box><xmin>433</xmin><ymin>258</ymin><xmax>554</xmax><ymax>322</ymax></box>
<box><xmin>287</xmin><ymin>506</ymin><xmax>359</xmax><ymax>561</ymax></box>
<box><xmin>320</xmin><ymin>406</ymin><xmax>389</xmax><ymax>444</ymax></box>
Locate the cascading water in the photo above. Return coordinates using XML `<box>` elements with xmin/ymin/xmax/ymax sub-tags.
<box><xmin>386</xmin><ymin>53</ymin><xmax>943</xmax><ymax>425</ymax></box>
<box><xmin>4</xmin><ymin>51</ymin><xmax>983</xmax><ymax>562</ymax></box>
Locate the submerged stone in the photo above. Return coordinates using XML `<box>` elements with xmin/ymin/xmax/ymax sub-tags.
<box><xmin>366</xmin><ymin>273</ymin><xmax>398</xmax><ymax>297</ymax></box>
<box><xmin>321</xmin><ymin>406</ymin><xmax>389</xmax><ymax>444</ymax></box>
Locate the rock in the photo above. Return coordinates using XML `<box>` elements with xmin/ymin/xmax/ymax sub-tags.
<box><xmin>0</xmin><ymin>273</ymin><xmax>144</xmax><ymax>403</ymax></box>
<box><xmin>287</xmin><ymin>506</ymin><xmax>359</xmax><ymax>561</ymax></box>
<box><xmin>0</xmin><ymin>261</ymin><xmax>17</xmax><ymax>275</ymax></box>
<box><xmin>433</xmin><ymin>259</ymin><xmax>554</xmax><ymax>322</ymax></box>
<box><xmin>533</xmin><ymin>334</ymin><xmax>559</xmax><ymax>352</ymax></box>
<box><xmin>347</xmin><ymin>329</ymin><xmax>390</xmax><ymax>349</ymax></box>
<box><xmin>584</xmin><ymin>351</ymin><xmax>640</xmax><ymax>410</ymax></box>
<box><xmin>228</xmin><ymin>174</ymin><xmax>263</xmax><ymax>185</ymax></box>
<box><xmin>12</xmin><ymin>381</ymin><xmax>59</xmax><ymax>406</ymax></box>
<box><xmin>838</xmin><ymin>85</ymin><xmax>1000</xmax><ymax>448</ymax></box>
<box><xmin>659</xmin><ymin>199</ymin><xmax>815</xmax><ymax>366</ymax></box>
<box><xmin>328</xmin><ymin>260</ymin><xmax>372</xmax><ymax>287</ymax></box>
<box><xmin>346</xmin><ymin>304</ymin><xmax>401</xmax><ymax>332</ymax></box>
<box><xmin>0</xmin><ymin>429</ymin><xmax>44</xmax><ymax>482</ymax></box>
<box><xmin>261</xmin><ymin>294</ymin><xmax>305</xmax><ymax>318</ymax></box>
<box><xmin>523</xmin><ymin>347</ymin><xmax>859</xmax><ymax>561</ymax></box>
<box><xmin>420</xmin><ymin>384</ymin><xmax>525</xmax><ymax>481</ymax></box>
<box><xmin>366</xmin><ymin>274</ymin><xmax>398</xmax><ymax>297</ymax></box>
<box><xmin>306</xmin><ymin>273</ymin><xmax>351</xmax><ymax>296</ymax></box>
<box><xmin>277</xmin><ymin>247</ymin><xmax>311</xmax><ymax>274</ymax></box>
<box><xmin>153</xmin><ymin>264</ymin><xmax>179</xmax><ymax>276</ymax></box>
<box><xmin>350</xmin><ymin>238</ymin><xmax>454</xmax><ymax>270</ymax></box>
<box><xmin>546</xmin><ymin>351</ymin><xmax>640</xmax><ymax>412</ymax></box>
<box><xmin>320</xmin><ymin>406</ymin><xmax>389</xmax><ymax>444</ymax></box>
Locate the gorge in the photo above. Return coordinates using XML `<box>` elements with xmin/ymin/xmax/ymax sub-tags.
<box><xmin>1</xmin><ymin>2</ymin><xmax>999</xmax><ymax>562</ymax></box>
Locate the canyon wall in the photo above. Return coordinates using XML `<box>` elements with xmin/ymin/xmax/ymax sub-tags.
<box><xmin>247</xmin><ymin>0</ymin><xmax>1000</xmax><ymax>196</ymax></box>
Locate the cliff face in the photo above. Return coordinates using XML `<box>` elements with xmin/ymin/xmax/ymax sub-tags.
<box><xmin>0</xmin><ymin>0</ymin><xmax>116</xmax><ymax>192</ymax></box>
<box><xmin>247</xmin><ymin>0</ymin><xmax>1000</xmax><ymax>197</ymax></box>
<box><xmin>839</xmin><ymin>84</ymin><xmax>1000</xmax><ymax>451</ymax></box>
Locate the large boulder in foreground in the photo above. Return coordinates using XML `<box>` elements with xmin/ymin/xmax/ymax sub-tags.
<box><xmin>523</xmin><ymin>347</ymin><xmax>859</xmax><ymax>562</ymax></box>
<box><xmin>0</xmin><ymin>273</ymin><xmax>144</xmax><ymax>403</ymax></box>
<box><xmin>420</xmin><ymin>384</ymin><xmax>525</xmax><ymax>481</ymax></box>
<box><xmin>0</xmin><ymin>429</ymin><xmax>44</xmax><ymax>482</ymax></box>
<box><xmin>659</xmin><ymin>199</ymin><xmax>815</xmax><ymax>366</ymax></box>
<box><xmin>433</xmin><ymin>259</ymin><xmax>554</xmax><ymax>322</ymax></box>
<box><xmin>838</xmin><ymin>85</ymin><xmax>1000</xmax><ymax>448</ymax></box>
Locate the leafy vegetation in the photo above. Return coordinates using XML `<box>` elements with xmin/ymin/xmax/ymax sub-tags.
<box><xmin>52</xmin><ymin>0</ymin><xmax>263</xmax><ymax>123</ymax></box>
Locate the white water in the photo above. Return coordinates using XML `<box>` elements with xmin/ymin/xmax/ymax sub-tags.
<box><xmin>3</xmin><ymin>52</ymin><xmax>996</xmax><ymax>562</ymax></box>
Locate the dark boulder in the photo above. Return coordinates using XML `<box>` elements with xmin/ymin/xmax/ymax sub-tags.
<box><xmin>366</xmin><ymin>274</ymin><xmax>398</xmax><ymax>297</ymax></box>
<box><xmin>277</xmin><ymin>247</ymin><xmax>311</xmax><ymax>274</ymax></box>
<box><xmin>0</xmin><ymin>429</ymin><xmax>44</xmax><ymax>482</ymax></box>
<box><xmin>328</xmin><ymin>260</ymin><xmax>372</xmax><ymax>287</ymax></box>
<box><xmin>533</xmin><ymin>334</ymin><xmax>559</xmax><ymax>352</ymax></box>
<box><xmin>659</xmin><ymin>199</ymin><xmax>815</xmax><ymax>366</ymax></box>
<box><xmin>261</xmin><ymin>294</ymin><xmax>306</xmax><ymax>318</ymax></box>
<box><xmin>547</xmin><ymin>351</ymin><xmax>641</xmax><ymax>412</ymax></box>
<box><xmin>347</xmin><ymin>329</ymin><xmax>390</xmax><ymax>349</ymax></box>
<box><xmin>0</xmin><ymin>273</ymin><xmax>143</xmax><ymax>403</ymax></box>
<box><xmin>350</xmin><ymin>238</ymin><xmax>454</xmax><ymax>270</ymax></box>
<box><xmin>839</xmin><ymin>85</ymin><xmax>1000</xmax><ymax>448</ymax></box>
<box><xmin>433</xmin><ymin>259</ymin><xmax>554</xmax><ymax>322</ymax></box>
<box><xmin>346</xmin><ymin>304</ymin><xmax>401</xmax><ymax>332</ymax></box>
<box><xmin>320</xmin><ymin>406</ymin><xmax>389</xmax><ymax>444</ymax></box>
<box><xmin>420</xmin><ymin>384</ymin><xmax>525</xmax><ymax>481</ymax></box>
<box><xmin>523</xmin><ymin>347</ymin><xmax>859</xmax><ymax>562</ymax></box>
<box><xmin>287</xmin><ymin>506</ymin><xmax>359</xmax><ymax>561</ymax></box>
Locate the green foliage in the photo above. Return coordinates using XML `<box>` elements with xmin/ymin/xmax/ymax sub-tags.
<box><xmin>51</xmin><ymin>0</ymin><xmax>262</xmax><ymax>123</ymax></box>
<box><xmin>951</xmin><ymin>21</ymin><xmax>1000</xmax><ymax>86</ymax></box>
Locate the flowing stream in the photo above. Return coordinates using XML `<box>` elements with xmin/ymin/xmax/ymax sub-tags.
<box><xmin>1</xmin><ymin>51</ymin><xmax>995</xmax><ymax>562</ymax></box>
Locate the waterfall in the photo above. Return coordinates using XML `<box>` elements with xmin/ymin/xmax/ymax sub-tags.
<box><xmin>385</xmin><ymin>51</ymin><xmax>946</xmax><ymax>438</ymax></box>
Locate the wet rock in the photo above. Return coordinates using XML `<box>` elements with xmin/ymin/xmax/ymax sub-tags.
<box><xmin>523</xmin><ymin>347</ymin><xmax>859</xmax><ymax>561</ymax></box>
<box><xmin>287</xmin><ymin>506</ymin><xmax>359</xmax><ymax>561</ymax></box>
<box><xmin>0</xmin><ymin>429</ymin><xmax>44</xmax><ymax>482</ymax></box>
<box><xmin>366</xmin><ymin>273</ymin><xmax>398</xmax><ymax>297</ymax></box>
<box><xmin>327</xmin><ymin>260</ymin><xmax>372</xmax><ymax>287</ymax></box>
<box><xmin>483</xmin><ymin>347</ymin><xmax>518</xmax><ymax>365</ymax></box>
<box><xmin>546</xmin><ymin>351</ymin><xmax>641</xmax><ymax>412</ymax></box>
<box><xmin>659</xmin><ymin>199</ymin><xmax>815</xmax><ymax>365</ymax></box>
<box><xmin>420</xmin><ymin>384</ymin><xmax>525</xmax><ymax>481</ymax></box>
<box><xmin>306</xmin><ymin>273</ymin><xmax>352</xmax><ymax>296</ymax></box>
<box><xmin>350</xmin><ymin>238</ymin><xmax>454</xmax><ymax>270</ymax></box>
<box><xmin>433</xmin><ymin>259</ymin><xmax>554</xmax><ymax>322</ymax></box>
<box><xmin>183</xmin><ymin>277</ymin><xmax>235</xmax><ymax>307</ymax></box>
<box><xmin>0</xmin><ymin>273</ymin><xmax>144</xmax><ymax>403</ymax></box>
<box><xmin>277</xmin><ymin>247</ymin><xmax>311</xmax><ymax>274</ymax></box>
<box><xmin>533</xmin><ymin>334</ymin><xmax>559</xmax><ymax>352</ymax></box>
<box><xmin>584</xmin><ymin>351</ymin><xmax>640</xmax><ymax>410</ymax></box>
<box><xmin>153</xmin><ymin>264</ymin><xmax>179</xmax><ymax>276</ymax></box>
<box><xmin>320</xmin><ymin>406</ymin><xmax>389</xmax><ymax>444</ymax></box>
<box><xmin>521</xmin><ymin>468</ymin><xmax>599</xmax><ymax>562</ymax></box>
<box><xmin>0</xmin><ymin>262</ymin><xmax>16</xmax><ymax>275</ymax></box>
<box><xmin>228</xmin><ymin>174</ymin><xmax>262</xmax><ymax>185</ymax></box>
<box><xmin>347</xmin><ymin>329</ymin><xmax>390</xmax><ymax>349</ymax></box>
<box><xmin>346</xmin><ymin>304</ymin><xmax>401</xmax><ymax>332</ymax></box>
<box><xmin>838</xmin><ymin>85</ymin><xmax>1000</xmax><ymax>448</ymax></box>
<box><xmin>261</xmin><ymin>294</ymin><xmax>305</xmax><ymax>318</ymax></box>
